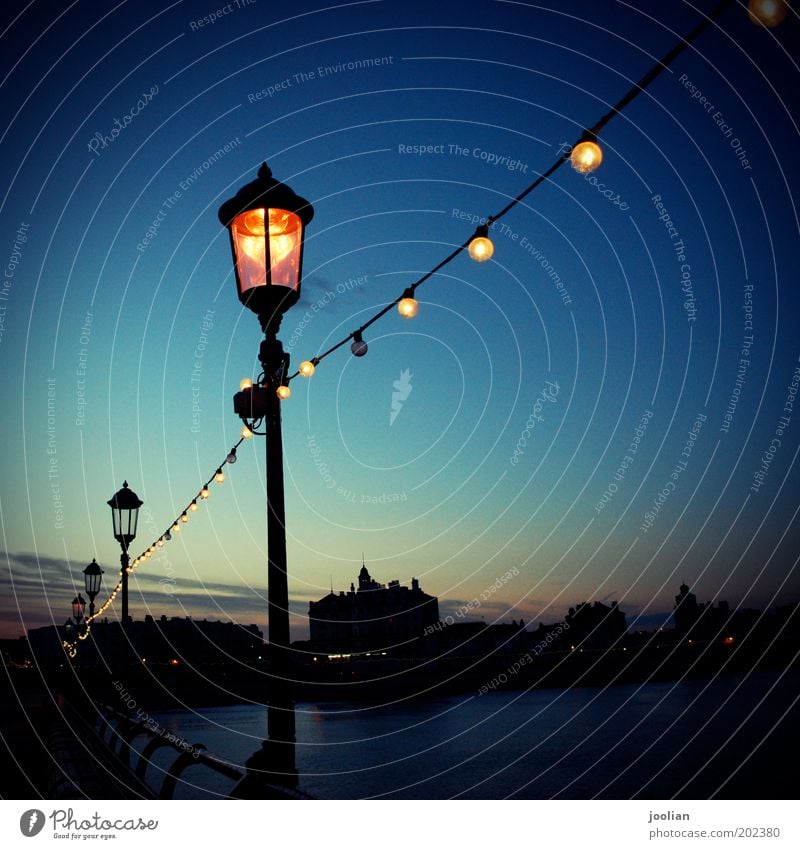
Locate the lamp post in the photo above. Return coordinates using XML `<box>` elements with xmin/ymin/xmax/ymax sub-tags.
<box><xmin>106</xmin><ymin>482</ymin><xmax>143</xmax><ymax>636</ymax></box>
<box><xmin>83</xmin><ymin>558</ymin><xmax>104</xmax><ymax>620</ymax></box>
<box><xmin>219</xmin><ymin>163</ymin><xmax>314</xmax><ymax>789</ymax></box>
<box><xmin>71</xmin><ymin>594</ymin><xmax>86</xmax><ymax>627</ymax></box>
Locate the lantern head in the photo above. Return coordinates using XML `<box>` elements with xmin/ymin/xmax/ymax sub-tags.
<box><xmin>218</xmin><ymin>163</ymin><xmax>314</xmax><ymax>334</ymax></box>
<box><xmin>107</xmin><ymin>481</ymin><xmax>143</xmax><ymax>547</ymax></box>
<box><xmin>83</xmin><ymin>558</ymin><xmax>103</xmax><ymax>599</ymax></box>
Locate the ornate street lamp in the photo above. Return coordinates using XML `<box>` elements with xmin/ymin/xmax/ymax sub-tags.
<box><xmin>83</xmin><ymin>558</ymin><xmax>104</xmax><ymax>620</ymax></box>
<box><xmin>219</xmin><ymin>163</ymin><xmax>314</xmax><ymax>791</ymax></box>
<box><xmin>72</xmin><ymin>594</ymin><xmax>86</xmax><ymax>626</ymax></box>
<box><xmin>107</xmin><ymin>481</ymin><xmax>143</xmax><ymax>634</ymax></box>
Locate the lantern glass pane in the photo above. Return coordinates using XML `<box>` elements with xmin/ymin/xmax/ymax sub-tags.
<box><xmin>231</xmin><ymin>209</ymin><xmax>302</xmax><ymax>294</ymax></box>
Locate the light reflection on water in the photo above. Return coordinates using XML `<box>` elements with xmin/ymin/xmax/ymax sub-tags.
<box><xmin>151</xmin><ymin>669</ymin><xmax>797</xmax><ymax>799</ymax></box>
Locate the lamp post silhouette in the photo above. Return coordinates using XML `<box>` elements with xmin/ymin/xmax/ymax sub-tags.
<box><xmin>71</xmin><ymin>594</ymin><xmax>86</xmax><ymax>628</ymax></box>
<box><xmin>82</xmin><ymin>558</ymin><xmax>103</xmax><ymax>620</ymax></box>
<box><xmin>107</xmin><ymin>482</ymin><xmax>143</xmax><ymax>636</ymax></box>
<box><xmin>219</xmin><ymin>163</ymin><xmax>314</xmax><ymax>789</ymax></box>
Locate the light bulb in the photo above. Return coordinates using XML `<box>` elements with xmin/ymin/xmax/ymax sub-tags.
<box><xmin>241</xmin><ymin>425</ymin><xmax>253</xmax><ymax>439</ymax></box>
<box><xmin>165</xmin><ymin>531</ymin><xmax>172</xmax><ymax>541</ymax></box>
<box><xmin>181</xmin><ymin>512</ymin><xmax>189</xmax><ymax>523</ymax></box>
<box><xmin>227</xmin><ymin>450</ymin><xmax>237</xmax><ymax>464</ymax></box>
<box><xmin>216</xmin><ymin>469</ymin><xmax>226</xmax><ymax>483</ymax></box>
<box><xmin>351</xmin><ymin>332</ymin><xmax>368</xmax><ymax>358</ymax></box>
<box><xmin>157</xmin><ymin>539</ymin><xmax>164</xmax><ymax>547</ymax></box>
<box><xmin>190</xmin><ymin>500</ymin><xmax>199</xmax><ymax>512</ymax></box>
<box><xmin>149</xmin><ymin>545</ymin><xmax>156</xmax><ymax>553</ymax></box>
<box><xmin>171</xmin><ymin>523</ymin><xmax>180</xmax><ymax>533</ymax></box>
<box><xmin>200</xmin><ymin>488</ymin><xmax>210</xmax><ymax>499</ymax></box>
<box><xmin>397</xmin><ymin>289</ymin><xmax>419</xmax><ymax>319</ymax></box>
<box><xmin>239</xmin><ymin>377</ymin><xmax>253</xmax><ymax>391</ymax></box>
<box><xmin>748</xmin><ymin>0</ymin><xmax>788</xmax><ymax>26</ymax></box>
<box><xmin>299</xmin><ymin>360</ymin><xmax>316</xmax><ymax>377</ymax></box>
<box><xmin>468</xmin><ymin>225</ymin><xmax>494</xmax><ymax>262</ymax></box>
<box><xmin>570</xmin><ymin>140</ymin><xmax>603</xmax><ymax>173</ymax></box>
<box><xmin>276</xmin><ymin>385</ymin><xmax>291</xmax><ymax>400</ymax></box>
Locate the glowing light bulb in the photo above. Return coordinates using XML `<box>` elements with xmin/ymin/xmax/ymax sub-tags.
<box><xmin>241</xmin><ymin>425</ymin><xmax>253</xmax><ymax>439</ymax></box>
<box><xmin>172</xmin><ymin>523</ymin><xmax>180</xmax><ymax>533</ymax></box>
<box><xmin>181</xmin><ymin>512</ymin><xmax>189</xmax><ymax>523</ymax></box>
<box><xmin>157</xmin><ymin>539</ymin><xmax>164</xmax><ymax>547</ymax></box>
<box><xmin>200</xmin><ymin>488</ymin><xmax>210</xmax><ymax>499</ymax></box>
<box><xmin>748</xmin><ymin>0</ymin><xmax>788</xmax><ymax>26</ymax></box>
<box><xmin>397</xmin><ymin>289</ymin><xmax>418</xmax><ymax>319</ymax></box>
<box><xmin>468</xmin><ymin>225</ymin><xmax>494</xmax><ymax>262</ymax></box>
<box><xmin>299</xmin><ymin>360</ymin><xmax>316</xmax><ymax>377</ymax></box>
<box><xmin>216</xmin><ymin>469</ymin><xmax>226</xmax><ymax>483</ymax></box>
<box><xmin>190</xmin><ymin>500</ymin><xmax>199</xmax><ymax>512</ymax></box>
<box><xmin>276</xmin><ymin>385</ymin><xmax>291</xmax><ymax>400</ymax></box>
<box><xmin>351</xmin><ymin>331</ymin><xmax>368</xmax><ymax>357</ymax></box>
<box><xmin>570</xmin><ymin>139</ymin><xmax>603</xmax><ymax>173</ymax></box>
<box><xmin>240</xmin><ymin>377</ymin><xmax>253</xmax><ymax>391</ymax></box>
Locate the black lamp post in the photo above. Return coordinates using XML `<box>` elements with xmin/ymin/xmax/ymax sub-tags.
<box><xmin>219</xmin><ymin>163</ymin><xmax>314</xmax><ymax>790</ymax></box>
<box><xmin>72</xmin><ymin>594</ymin><xmax>86</xmax><ymax>626</ymax></box>
<box><xmin>83</xmin><ymin>558</ymin><xmax>104</xmax><ymax>620</ymax></box>
<box><xmin>107</xmin><ymin>481</ymin><xmax>143</xmax><ymax>635</ymax></box>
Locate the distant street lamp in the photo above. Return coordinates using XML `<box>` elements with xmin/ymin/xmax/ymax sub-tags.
<box><xmin>71</xmin><ymin>594</ymin><xmax>86</xmax><ymax>626</ymax></box>
<box><xmin>219</xmin><ymin>163</ymin><xmax>314</xmax><ymax>790</ymax></box>
<box><xmin>107</xmin><ymin>481</ymin><xmax>143</xmax><ymax>635</ymax></box>
<box><xmin>83</xmin><ymin>558</ymin><xmax>104</xmax><ymax>620</ymax></box>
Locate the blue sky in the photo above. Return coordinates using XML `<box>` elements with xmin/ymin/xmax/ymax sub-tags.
<box><xmin>1</xmin><ymin>0</ymin><xmax>798</xmax><ymax>640</ymax></box>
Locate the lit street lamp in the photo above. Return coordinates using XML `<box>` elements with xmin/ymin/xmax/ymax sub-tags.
<box><xmin>107</xmin><ymin>481</ymin><xmax>143</xmax><ymax>636</ymax></box>
<box><xmin>83</xmin><ymin>558</ymin><xmax>104</xmax><ymax>620</ymax></box>
<box><xmin>219</xmin><ymin>163</ymin><xmax>314</xmax><ymax>790</ymax></box>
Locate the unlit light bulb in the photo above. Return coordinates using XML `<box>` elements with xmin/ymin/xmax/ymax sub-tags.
<box><xmin>351</xmin><ymin>332</ymin><xmax>368</xmax><ymax>357</ymax></box>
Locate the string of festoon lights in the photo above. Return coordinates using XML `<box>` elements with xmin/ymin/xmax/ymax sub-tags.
<box><xmin>62</xmin><ymin>438</ymin><xmax>245</xmax><ymax>657</ymax></box>
<box><xmin>62</xmin><ymin>0</ymin><xmax>786</xmax><ymax>658</ymax></box>
<box><xmin>280</xmin><ymin>0</ymin><xmax>785</xmax><ymax>389</ymax></box>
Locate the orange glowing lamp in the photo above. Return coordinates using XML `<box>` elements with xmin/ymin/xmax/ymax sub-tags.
<box><xmin>218</xmin><ymin>163</ymin><xmax>314</xmax><ymax>334</ymax></box>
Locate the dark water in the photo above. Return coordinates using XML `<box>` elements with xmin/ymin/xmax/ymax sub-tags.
<box><xmin>149</xmin><ymin>669</ymin><xmax>799</xmax><ymax>799</ymax></box>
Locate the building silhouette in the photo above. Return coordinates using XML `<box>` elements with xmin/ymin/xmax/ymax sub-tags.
<box><xmin>308</xmin><ymin>563</ymin><xmax>439</xmax><ymax>653</ymax></box>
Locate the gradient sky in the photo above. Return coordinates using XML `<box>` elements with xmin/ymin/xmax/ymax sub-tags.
<box><xmin>1</xmin><ymin>0</ymin><xmax>798</xmax><ymax>642</ymax></box>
